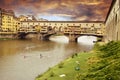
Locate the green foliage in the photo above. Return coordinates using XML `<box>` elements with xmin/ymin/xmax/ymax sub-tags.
<box><xmin>93</xmin><ymin>43</ymin><xmax>101</xmax><ymax>50</ymax></box>
<box><xmin>58</xmin><ymin>62</ymin><xmax>64</xmax><ymax>68</ymax></box>
<box><xmin>36</xmin><ymin>52</ymin><xmax>92</xmax><ymax>80</ymax></box>
<box><xmin>78</xmin><ymin>41</ymin><xmax>120</xmax><ymax>80</ymax></box>
<box><xmin>36</xmin><ymin>41</ymin><xmax>120</xmax><ymax>80</ymax></box>
<box><xmin>98</xmin><ymin>41</ymin><xmax>120</xmax><ymax>58</ymax></box>
<box><xmin>72</xmin><ymin>53</ymin><xmax>78</xmax><ymax>58</ymax></box>
<box><xmin>50</xmin><ymin>71</ymin><xmax>55</xmax><ymax>77</ymax></box>
<box><xmin>36</xmin><ymin>74</ymin><xmax>43</xmax><ymax>79</ymax></box>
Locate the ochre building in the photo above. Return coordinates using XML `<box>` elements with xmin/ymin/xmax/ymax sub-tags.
<box><xmin>0</xmin><ymin>8</ymin><xmax>20</xmax><ymax>32</ymax></box>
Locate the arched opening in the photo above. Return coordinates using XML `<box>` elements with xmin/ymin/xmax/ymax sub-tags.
<box><xmin>53</xmin><ymin>26</ymin><xmax>58</xmax><ymax>32</ymax></box>
<box><xmin>77</xmin><ymin>36</ymin><xmax>97</xmax><ymax>45</ymax></box>
<box><xmin>59</xmin><ymin>26</ymin><xmax>63</xmax><ymax>32</ymax></box>
<box><xmin>49</xmin><ymin>35</ymin><xmax>69</xmax><ymax>43</ymax></box>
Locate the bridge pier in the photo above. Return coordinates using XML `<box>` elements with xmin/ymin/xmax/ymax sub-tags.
<box><xmin>38</xmin><ymin>33</ymin><xmax>51</xmax><ymax>40</ymax></box>
<box><xmin>69</xmin><ymin>34</ymin><xmax>77</xmax><ymax>42</ymax></box>
<box><xmin>38</xmin><ymin>34</ymin><xmax>45</xmax><ymax>40</ymax></box>
<box><xmin>64</xmin><ymin>34</ymin><xmax>78</xmax><ymax>42</ymax></box>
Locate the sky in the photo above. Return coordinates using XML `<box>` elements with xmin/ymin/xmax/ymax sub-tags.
<box><xmin>0</xmin><ymin>0</ymin><xmax>112</xmax><ymax>21</ymax></box>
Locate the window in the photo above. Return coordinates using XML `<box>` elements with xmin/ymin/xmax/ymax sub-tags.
<box><xmin>2</xmin><ymin>16</ymin><xmax>4</xmax><ymax>18</ymax></box>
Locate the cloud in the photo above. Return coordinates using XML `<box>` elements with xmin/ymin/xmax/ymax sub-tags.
<box><xmin>0</xmin><ymin>0</ymin><xmax>112</xmax><ymax>21</ymax></box>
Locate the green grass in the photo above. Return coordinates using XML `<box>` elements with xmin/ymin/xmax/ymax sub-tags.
<box><xmin>36</xmin><ymin>41</ymin><xmax>120</xmax><ymax>80</ymax></box>
<box><xmin>79</xmin><ymin>41</ymin><xmax>120</xmax><ymax>80</ymax></box>
<box><xmin>36</xmin><ymin>52</ymin><xmax>95</xmax><ymax>80</ymax></box>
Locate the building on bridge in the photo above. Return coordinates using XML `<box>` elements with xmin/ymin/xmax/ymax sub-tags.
<box><xmin>18</xmin><ymin>15</ymin><xmax>37</xmax><ymax>21</ymax></box>
<box><xmin>105</xmin><ymin>0</ymin><xmax>120</xmax><ymax>42</ymax></box>
<box><xmin>20</xmin><ymin>21</ymin><xmax>105</xmax><ymax>33</ymax></box>
<box><xmin>20</xmin><ymin>21</ymin><xmax>105</xmax><ymax>41</ymax></box>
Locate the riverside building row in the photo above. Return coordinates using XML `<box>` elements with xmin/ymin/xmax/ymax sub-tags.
<box><xmin>0</xmin><ymin>8</ymin><xmax>105</xmax><ymax>35</ymax></box>
<box><xmin>0</xmin><ymin>8</ymin><xmax>38</xmax><ymax>33</ymax></box>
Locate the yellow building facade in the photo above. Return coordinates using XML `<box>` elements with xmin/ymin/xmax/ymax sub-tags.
<box><xmin>12</xmin><ymin>17</ymin><xmax>20</xmax><ymax>32</ymax></box>
<box><xmin>1</xmin><ymin>8</ymin><xmax>20</xmax><ymax>33</ymax></box>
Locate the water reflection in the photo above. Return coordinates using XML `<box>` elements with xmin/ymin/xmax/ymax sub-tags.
<box><xmin>0</xmin><ymin>36</ymin><xmax>94</xmax><ymax>80</ymax></box>
<box><xmin>78</xmin><ymin>36</ymin><xmax>97</xmax><ymax>45</ymax></box>
<box><xmin>49</xmin><ymin>36</ymin><xmax>69</xmax><ymax>43</ymax></box>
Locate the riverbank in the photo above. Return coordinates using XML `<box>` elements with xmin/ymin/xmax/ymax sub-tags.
<box><xmin>0</xmin><ymin>38</ymin><xmax>17</xmax><ymax>40</ymax></box>
<box><xmin>36</xmin><ymin>41</ymin><xmax>120</xmax><ymax>80</ymax></box>
<box><xmin>36</xmin><ymin>51</ymin><xmax>95</xmax><ymax>80</ymax></box>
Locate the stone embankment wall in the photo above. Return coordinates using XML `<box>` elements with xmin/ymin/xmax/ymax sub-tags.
<box><xmin>105</xmin><ymin>0</ymin><xmax>120</xmax><ymax>42</ymax></box>
<box><xmin>0</xmin><ymin>34</ymin><xmax>15</xmax><ymax>39</ymax></box>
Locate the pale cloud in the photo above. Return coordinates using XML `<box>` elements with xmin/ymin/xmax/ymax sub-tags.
<box><xmin>0</xmin><ymin>0</ymin><xmax>112</xmax><ymax>21</ymax></box>
<box><xmin>53</xmin><ymin>14</ymin><xmax>75</xmax><ymax>17</ymax></box>
<box><xmin>75</xmin><ymin>16</ymin><xmax>88</xmax><ymax>21</ymax></box>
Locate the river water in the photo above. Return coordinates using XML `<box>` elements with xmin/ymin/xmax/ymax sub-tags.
<box><xmin>0</xmin><ymin>36</ymin><xmax>96</xmax><ymax>80</ymax></box>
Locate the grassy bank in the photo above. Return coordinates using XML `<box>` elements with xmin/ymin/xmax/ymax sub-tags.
<box><xmin>36</xmin><ymin>52</ymin><xmax>95</xmax><ymax>80</ymax></box>
<box><xmin>36</xmin><ymin>41</ymin><xmax>120</xmax><ymax>80</ymax></box>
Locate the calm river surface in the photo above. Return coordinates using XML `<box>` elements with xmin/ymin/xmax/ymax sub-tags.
<box><xmin>0</xmin><ymin>36</ymin><xmax>96</xmax><ymax>80</ymax></box>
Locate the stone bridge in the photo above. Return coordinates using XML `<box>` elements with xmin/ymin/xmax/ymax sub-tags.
<box><xmin>16</xmin><ymin>26</ymin><xmax>56</xmax><ymax>40</ymax></box>
<box><xmin>13</xmin><ymin>25</ymin><xmax>104</xmax><ymax>41</ymax></box>
<box><xmin>62</xmin><ymin>26</ymin><xmax>104</xmax><ymax>42</ymax></box>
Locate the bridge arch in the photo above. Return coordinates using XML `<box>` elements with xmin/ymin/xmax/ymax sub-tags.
<box><xmin>53</xmin><ymin>26</ymin><xmax>58</xmax><ymax>31</ymax></box>
<box><xmin>77</xmin><ymin>35</ymin><xmax>97</xmax><ymax>43</ymax></box>
<box><xmin>64</xmin><ymin>34</ymin><xmax>103</xmax><ymax>42</ymax></box>
<box><xmin>58</xmin><ymin>26</ymin><xmax>64</xmax><ymax>32</ymax></box>
<box><xmin>17</xmin><ymin>32</ymin><xmax>37</xmax><ymax>39</ymax></box>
